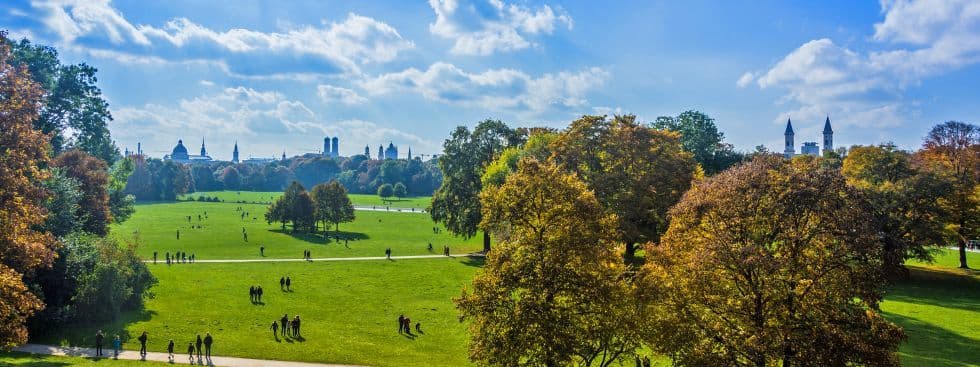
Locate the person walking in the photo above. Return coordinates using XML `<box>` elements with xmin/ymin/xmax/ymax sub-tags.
<box><xmin>404</xmin><ymin>317</ymin><xmax>412</xmax><ymax>334</ymax></box>
<box><xmin>292</xmin><ymin>315</ymin><xmax>301</xmax><ymax>337</ymax></box>
<box><xmin>112</xmin><ymin>335</ymin><xmax>121</xmax><ymax>358</ymax></box>
<box><xmin>270</xmin><ymin>321</ymin><xmax>279</xmax><ymax>338</ymax></box>
<box><xmin>279</xmin><ymin>276</ymin><xmax>285</xmax><ymax>290</ymax></box>
<box><xmin>187</xmin><ymin>343</ymin><xmax>194</xmax><ymax>363</ymax></box>
<box><xmin>137</xmin><ymin>331</ymin><xmax>148</xmax><ymax>358</ymax></box>
<box><xmin>285</xmin><ymin>277</ymin><xmax>291</xmax><ymax>291</ymax></box>
<box><xmin>249</xmin><ymin>286</ymin><xmax>255</xmax><ymax>303</ymax></box>
<box><xmin>95</xmin><ymin>330</ymin><xmax>104</xmax><ymax>356</ymax></box>
<box><xmin>167</xmin><ymin>339</ymin><xmax>175</xmax><ymax>361</ymax></box>
<box><xmin>398</xmin><ymin>315</ymin><xmax>405</xmax><ymax>334</ymax></box>
<box><xmin>280</xmin><ymin>314</ymin><xmax>289</xmax><ymax>337</ymax></box>
<box><xmin>203</xmin><ymin>333</ymin><xmax>213</xmax><ymax>359</ymax></box>
<box><xmin>165</xmin><ymin>252</ymin><xmax>170</xmax><ymax>265</ymax></box>
<box><xmin>260</xmin><ymin>246</ymin><xmax>265</xmax><ymax>257</ymax></box>
<box><xmin>153</xmin><ymin>251</ymin><xmax>157</xmax><ymax>264</ymax></box>
<box><xmin>176</xmin><ymin>229</ymin><xmax>180</xmax><ymax>240</ymax></box>
<box><xmin>257</xmin><ymin>286</ymin><xmax>263</xmax><ymax>302</ymax></box>
<box><xmin>195</xmin><ymin>334</ymin><xmax>203</xmax><ymax>360</ymax></box>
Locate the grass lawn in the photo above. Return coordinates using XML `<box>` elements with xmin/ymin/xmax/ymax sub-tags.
<box><xmin>0</xmin><ymin>352</ymin><xmax>175</xmax><ymax>367</ymax></box>
<box><xmin>112</xmin><ymin>201</ymin><xmax>482</xmax><ymax>260</ymax></box>
<box><xmin>180</xmin><ymin>191</ymin><xmax>432</xmax><ymax>210</ymax></box>
<box><xmin>881</xmin><ymin>250</ymin><xmax>980</xmax><ymax>367</ymax></box>
<box><xmin>32</xmin><ymin>257</ymin><xmax>482</xmax><ymax>367</ymax></box>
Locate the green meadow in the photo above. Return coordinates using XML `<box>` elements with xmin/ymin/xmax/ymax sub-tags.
<box><xmin>181</xmin><ymin>191</ymin><xmax>433</xmax><ymax>210</ymax></box>
<box><xmin>5</xmin><ymin>195</ymin><xmax>978</xmax><ymax>367</ymax></box>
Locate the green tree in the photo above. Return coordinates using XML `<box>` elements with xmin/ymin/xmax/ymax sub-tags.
<box><xmin>377</xmin><ymin>183</ymin><xmax>394</xmax><ymax>203</ymax></box>
<box><xmin>292</xmin><ymin>191</ymin><xmax>316</xmax><ymax>233</ymax></box>
<box><xmin>311</xmin><ymin>180</ymin><xmax>355</xmax><ymax>233</ymax></box>
<box><xmin>842</xmin><ymin>144</ymin><xmax>950</xmax><ymax>277</ymax></box>
<box><xmin>107</xmin><ymin>156</ymin><xmax>135</xmax><ymax>223</ymax></box>
<box><xmin>550</xmin><ymin>115</ymin><xmax>696</xmax><ymax>261</ymax></box>
<box><xmin>393</xmin><ymin>182</ymin><xmax>407</xmax><ymax>198</ymax></box>
<box><xmin>41</xmin><ymin>169</ymin><xmax>84</xmax><ymax>237</ymax></box>
<box><xmin>457</xmin><ymin>158</ymin><xmax>638</xmax><ymax>366</ymax></box>
<box><xmin>641</xmin><ymin>155</ymin><xmax>905</xmax><ymax>367</ymax></box>
<box><xmin>653</xmin><ymin>110</ymin><xmax>743</xmax><ymax>174</ymax></box>
<box><xmin>9</xmin><ymin>38</ymin><xmax>119</xmax><ymax>163</ymax></box>
<box><xmin>431</xmin><ymin>120</ymin><xmax>524</xmax><ymax>252</ymax></box>
<box><xmin>918</xmin><ymin>121</ymin><xmax>980</xmax><ymax>269</ymax></box>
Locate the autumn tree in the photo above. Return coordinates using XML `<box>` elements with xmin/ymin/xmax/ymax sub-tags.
<box><xmin>52</xmin><ymin>150</ymin><xmax>111</xmax><ymax>236</ymax></box>
<box><xmin>550</xmin><ymin>115</ymin><xmax>696</xmax><ymax>261</ymax></box>
<box><xmin>842</xmin><ymin>144</ymin><xmax>950</xmax><ymax>277</ymax></box>
<box><xmin>311</xmin><ymin>180</ymin><xmax>355</xmax><ymax>233</ymax></box>
<box><xmin>918</xmin><ymin>121</ymin><xmax>980</xmax><ymax>269</ymax></box>
<box><xmin>640</xmin><ymin>155</ymin><xmax>905</xmax><ymax>367</ymax></box>
<box><xmin>457</xmin><ymin>158</ymin><xmax>638</xmax><ymax>367</ymax></box>
<box><xmin>431</xmin><ymin>120</ymin><xmax>525</xmax><ymax>252</ymax></box>
<box><xmin>0</xmin><ymin>32</ymin><xmax>59</xmax><ymax>347</ymax></box>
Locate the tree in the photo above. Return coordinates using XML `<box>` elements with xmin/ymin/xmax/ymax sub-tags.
<box><xmin>0</xmin><ymin>33</ymin><xmax>59</xmax><ymax>347</ymax></box>
<box><xmin>842</xmin><ymin>144</ymin><xmax>950</xmax><ymax>277</ymax></box>
<box><xmin>918</xmin><ymin>121</ymin><xmax>980</xmax><ymax>269</ymax></box>
<box><xmin>52</xmin><ymin>150</ymin><xmax>111</xmax><ymax>236</ymax></box>
<box><xmin>377</xmin><ymin>183</ymin><xmax>394</xmax><ymax>203</ymax></box>
<box><xmin>311</xmin><ymin>181</ymin><xmax>355</xmax><ymax>233</ymax></box>
<box><xmin>653</xmin><ymin>110</ymin><xmax>742</xmax><ymax>174</ymax></box>
<box><xmin>393</xmin><ymin>182</ymin><xmax>407</xmax><ymax>199</ymax></box>
<box><xmin>457</xmin><ymin>158</ymin><xmax>638</xmax><ymax>367</ymax></box>
<box><xmin>640</xmin><ymin>155</ymin><xmax>905</xmax><ymax>367</ymax></box>
<box><xmin>267</xmin><ymin>181</ymin><xmax>316</xmax><ymax>233</ymax></box>
<box><xmin>107</xmin><ymin>157</ymin><xmax>135</xmax><ymax>223</ymax></box>
<box><xmin>292</xmin><ymin>191</ymin><xmax>316</xmax><ymax>233</ymax></box>
<box><xmin>41</xmin><ymin>169</ymin><xmax>84</xmax><ymax>237</ymax></box>
<box><xmin>550</xmin><ymin>115</ymin><xmax>696</xmax><ymax>261</ymax></box>
<box><xmin>219</xmin><ymin>166</ymin><xmax>242</xmax><ymax>190</ymax></box>
<box><xmin>431</xmin><ymin>120</ymin><xmax>524</xmax><ymax>252</ymax></box>
<box><xmin>9</xmin><ymin>38</ymin><xmax>119</xmax><ymax>164</ymax></box>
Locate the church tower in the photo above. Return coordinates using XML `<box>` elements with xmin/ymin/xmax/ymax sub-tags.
<box><xmin>822</xmin><ymin>116</ymin><xmax>833</xmax><ymax>154</ymax></box>
<box><xmin>200</xmin><ymin>137</ymin><xmax>207</xmax><ymax>157</ymax></box>
<box><xmin>324</xmin><ymin>137</ymin><xmax>331</xmax><ymax>156</ymax></box>
<box><xmin>408</xmin><ymin>147</ymin><xmax>412</xmax><ymax>160</ymax></box>
<box><xmin>784</xmin><ymin>118</ymin><xmax>795</xmax><ymax>158</ymax></box>
<box><xmin>364</xmin><ymin>145</ymin><xmax>370</xmax><ymax>158</ymax></box>
<box><xmin>331</xmin><ymin>137</ymin><xmax>339</xmax><ymax>157</ymax></box>
<box><xmin>232</xmin><ymin>141</ymin><xmax>239</xmax><ymax>163</ymax></box>
<box><xmin>378</xmin><ymin>145</ymin><xmax>384</xmax><ymax>160</ymax></box>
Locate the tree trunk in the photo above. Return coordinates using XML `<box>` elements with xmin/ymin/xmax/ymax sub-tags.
<box><xmin>335</xmin><ymin>222</ymin><xmax>339</xmax><ymax>233</ymax></box>
<box><xmin>959</xmin><ymin>237</ymin><xmax>969</xmax><ymax>269</ymax></box>
<box><xmin>483</xmin><ymin>231</ymin><xmax>491</xmax><ymax>253</ymax></box>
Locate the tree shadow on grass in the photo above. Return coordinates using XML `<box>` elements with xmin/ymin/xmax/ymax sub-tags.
<box><xmin>885</xmin><ymin>266</ymin><xmax>980</xmax><ymax>313</ymax></box>
<box><xmin>883</xmin><ymin>311</ymin><xmax>980</xmax><ymax>367</ymax></box>
<box><xmin>268</xmin><ymin>229</ymin><xmax>368</xmax><ymax>245</ymax></box>
<box><xmin>460</xmin><ymin>255</ymin><xmax>486</xmax><ymax>268</ymax></box>
<box><xmin>30</xmin><ymin>309</ymin><xmax>157</xmax><ymax>347</ymax></box>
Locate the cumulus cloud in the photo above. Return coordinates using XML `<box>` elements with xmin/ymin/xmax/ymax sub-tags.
<box><xmin>739</xmin><ymin>0</ymin><xmax>980</xmax><ymax>130</ymax></box>
<box><xmin>317</xmin><ymin>84</ymin><xmax>368</xmax><ymax>105</ymax></box>
<box><xmin>428</xmin><ymin>0</ymin><xmax>573</xmax><ymax>55</ymax></box>
<box><xmin>361</xmin><ymin>62</ymin><xmax>607</xmax><ymax>114</ymax></box>
<box><xmin>111</xmin><ymin>86</ymin><xmax>437</xmax><ymax>158</ymax></box>
<box><xmin>26</xmin><ymin>0</ymin><xmax>414</xmax><ymax>75</ymax></box>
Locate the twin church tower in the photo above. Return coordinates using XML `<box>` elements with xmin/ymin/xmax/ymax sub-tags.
<box><xmin>784</xmin><ymin>117</ymin><xmax>833</xmax><ymax>158</ymax></box>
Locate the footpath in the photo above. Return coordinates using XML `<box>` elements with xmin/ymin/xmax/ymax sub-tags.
<box><xmin>13</xmin><ymin>343</ymin><xmax>364</xmax><ymax>367</ymax></box>
<box><xmin>146</xmin><ymin>253</ymin><xmax>485</xmax><ymax>264</ymax></box>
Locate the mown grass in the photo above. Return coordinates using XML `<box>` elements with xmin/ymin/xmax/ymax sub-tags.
<box><xmin>0</xmin><ymin>352</ymin><xmax>175</xmax><ymax>367</ymax></box>
<box><xmin>111</xmin><ymin>201</ymin><xmax>482</xmax><ymax>260</ymax></box>
<box><xmin>33</xmin><ymin>257</ymin><xmax>483</xmax><ymax>367</ymax></box>
<box><xmin>180</xmin><ymin>191</ymin><xmax>432</xmax><ymax>210</ymax></box>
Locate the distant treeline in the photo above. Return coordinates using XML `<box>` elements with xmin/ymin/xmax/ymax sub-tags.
<box><xmin>123</xmin><ymin>153</ymin><xmax>442</xmax><ymax>201</ymax></box>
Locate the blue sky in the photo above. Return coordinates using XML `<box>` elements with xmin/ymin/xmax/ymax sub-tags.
<box><xmin>4</xmin><ymin>0</ymin><xmax>979</xmax><ymax>160</ymax></box>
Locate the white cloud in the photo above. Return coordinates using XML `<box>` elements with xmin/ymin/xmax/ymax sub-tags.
<box><xmin>361</xmin><ymin>62</ymin><xmax>607</xmax><ymax>114</ymax></box>
<box><xmin>199</xmin><ymin>80</ymin><xmax>215</xmax><ymax>87</ymax></box>
<box><xmin>739</xmin><ymin>0</ymin><xmax>980</xmax><ymax>130</ymax></box>
<box><xmin>29</xmin><ymin>1</ymin><xmax>414</xmax><ymax>75</ymax></box>
<box><xmin>428</xmin><ymin>0</ymin><xmax>572</xmax><ymax>55</ymax></box>
<box><xmin>317</xmin><ymin>84</ymin><xmax>368</xmax><ymax>105</ymax></box>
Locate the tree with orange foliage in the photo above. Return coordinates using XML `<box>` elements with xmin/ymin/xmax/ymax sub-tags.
<box><xmin>0</xmin><ymin>31</ymin><xmax>59</xmax><ymax>348</ymax></box>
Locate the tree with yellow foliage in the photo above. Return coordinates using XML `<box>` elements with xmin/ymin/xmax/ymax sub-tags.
<box><xmin>0</xmin><ymin>31</ymin><xmax>59</xmax><ymax>348</ymax></box>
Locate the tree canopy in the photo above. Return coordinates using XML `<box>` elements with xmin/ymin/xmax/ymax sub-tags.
<box><xmin>311</xmin><ymin>180</ymin><xmax>355</xmax><ymax>233</ymax></box>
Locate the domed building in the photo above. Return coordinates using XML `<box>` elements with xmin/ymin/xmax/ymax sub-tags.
<box><xmin>164</xmin><ymin>138</ymin><xmax>213</xmax><ymax>164</ymax></box>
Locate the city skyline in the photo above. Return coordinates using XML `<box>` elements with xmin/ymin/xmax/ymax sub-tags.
<box><xmin>4</xmin><ymin>0</ymin><xmax>978</xmax><ymax>160</ymax></box>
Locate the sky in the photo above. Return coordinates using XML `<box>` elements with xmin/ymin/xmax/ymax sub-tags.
<box><xmin>3</xmin><ymin>0</ymin><xmax>979</xmax><ymax>161</ymax></box>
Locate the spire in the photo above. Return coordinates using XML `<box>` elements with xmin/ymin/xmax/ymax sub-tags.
<box><xmin>200</xmin><ymin>137</ymin><xmax>207</xmax><ymax>156</ymax></box>
<box><xmin>784</xmin><ymin>118</ymin><xmax>794</xmax><ymax>135</ymax></box>
<box><xmin>823</xmin><ymin>116</ymin><xmax>833</xmax><ymax>134</ymax></box>
<box><xmin>232</xmin><ymin>140</ymin><xmax>239</xmax><ymax>163</ymax></box>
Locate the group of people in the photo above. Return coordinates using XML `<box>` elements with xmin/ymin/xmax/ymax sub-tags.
<box><xmin>93</xmin><ymin>330</ymin><xmax>121</xmax><ymax>358</ymax></box>
<box><xmin>271</xmin><ymin>314</ymin><xmax>303</xmax><ymax>339</ymax></box>
<box><xmin>397</xmin><ymin>315</ymin><xmax>422</xmax><ymax>335</ymax></box>
<box><xmin>165</xmin><ymin>251</ymin><xmax>195</xmax><ymax>264</ymax></box>
<box><xmin>249</xmin><ymin>285</ymin><xmax>265</xmax><ymax>303</ymax></box>
<box><xmin>384</xmin><ymin>248</ymin><xmax>393</xmax><ymax>259</ymax></box>
<box><xmin>279</xmin><ymin>276</ymin><xmax>292</xmax><ymax>291</ymax></box>
<box><xmin>303</xmin><ymin>249</ymin><xmax>313</xmax><ymax>261</ymax></box>
<box><xmin>166</xmin><ymin>333</ymin><xmax>214</xmax><ymax>364</ymax></box>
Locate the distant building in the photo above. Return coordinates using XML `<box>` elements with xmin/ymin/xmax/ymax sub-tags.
<box><xmin>783</xmin><ymin>117</ymin><xmax>834</xmax><ymax>158</ymax></box>
<box><xmin>364</xmin><ymin>145</ymin><xmax>371</xmax><ymax>158</ymax></box>
<box><xmin>331</xmin><ymin>137</ymin><xmax>339</xmax><ymax>157</ymax></box>
<box><xmin>232</xmin><ymin>141</ymin><xmax>239</xmax><ymax>163</ymax></box>
<box><xmin>384</xmin><ymin>142</ymin><xmax>398</xmax><ymax>160</ymax></box>
<box><xmin>164</xmin><ymin>138</ymin><xmax>213</xmax><ymax>164</ymax></box>
<box><xmin>378</xmin><ymin>145</ymin><xmax>384</xmax><ymax>160</ymax></box>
